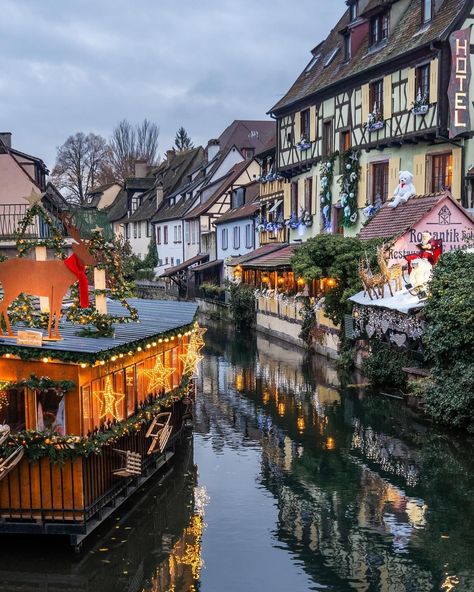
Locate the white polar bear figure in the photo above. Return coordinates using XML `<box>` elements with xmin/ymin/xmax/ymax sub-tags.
<box><xmin>388</xmin><ymin>171</ymin><xmax>416</xmax><ymax>208</ymax></box>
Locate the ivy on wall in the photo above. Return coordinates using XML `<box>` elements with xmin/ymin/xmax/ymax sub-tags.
<box><xmin>319</xmin><ymin>152</ymin><xmax>338</xmax><ymax>232</ymax></box>
<box><xmin>338</xmin><ymin>149</ymin><xmax>360</xmax><ymax>227</ymax></box>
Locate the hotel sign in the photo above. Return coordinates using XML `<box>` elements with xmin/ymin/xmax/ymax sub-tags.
<box><xmin>448</xmin><ymin>28</ymin><xmax>471</xmax><ymax>138</ymax></box>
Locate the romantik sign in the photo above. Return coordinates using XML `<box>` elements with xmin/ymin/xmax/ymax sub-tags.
<box><xmin>448</xmin><ymin>28</ymin><xmax>471</xmax><ymax>138</ymax></box>
<box><xmin>388</xmin><ymin>196</ymin><xmax>474</xmax><ymax>264</ymax></box>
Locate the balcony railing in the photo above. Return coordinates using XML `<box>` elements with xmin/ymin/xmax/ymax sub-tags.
<box><xmin>259</xmin><ymin>178</ymin><xmax>285</xmax><ymax>198</ymax></box>
<box><xmin>259</xmin><ymin>227</ymin><xmax>288</xmax><ymax>245</ymax></box>
<box><xmin>0</xmin><ymin>204</ymin><xmax>66</xmax><ymax>240</ymax></box>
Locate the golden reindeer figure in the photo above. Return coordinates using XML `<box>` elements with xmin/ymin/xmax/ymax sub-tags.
<box><xmin>358</xmin><ymin>260</ymin><xmax>386</xmax><ymax>300</ymax></box>
<box><xmin>377</xmin><ymin>244</ymin><xmax>403</xmax><ymax>296</ymax></box>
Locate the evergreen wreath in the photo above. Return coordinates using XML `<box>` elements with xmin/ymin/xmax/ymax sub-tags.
<box><xmin>338</xmin><ymin>148</ymin><xmax>360</xmax><ymax>227</ymax></box>
<box><xmin>319</xmin><ymin>152</ymin><xmax>338</xmax><ymax>232</ymax></box>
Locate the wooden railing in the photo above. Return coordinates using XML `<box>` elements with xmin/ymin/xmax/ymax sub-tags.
<box><xmin>258</xmin><ymin>228</ymin><xmax>288</xmax><ymax>245</ymax></box>
<box><xmin>259</xmin><ymin>179</ymin><xmax>285</xmax><ymax>198</ymax></box>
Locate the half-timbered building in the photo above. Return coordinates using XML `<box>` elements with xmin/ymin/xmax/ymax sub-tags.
<box><xmin>270</xmin><ymin>0</ymin><xmax>474</xmax><ymax>239</ymax></box>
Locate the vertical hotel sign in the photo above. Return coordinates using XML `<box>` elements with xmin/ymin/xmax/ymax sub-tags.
<box><xmin>448</xmin><ymin>28</ymin><xmax>471</xmax><ymax>138</ymax></box>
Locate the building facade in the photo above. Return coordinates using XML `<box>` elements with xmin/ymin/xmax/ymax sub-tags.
<box><xmin>269</xmin><ymin>0</ymin><xmax>474</xmax><ymax>241</ymax></box>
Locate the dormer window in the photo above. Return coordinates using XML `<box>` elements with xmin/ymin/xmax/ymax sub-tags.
<box><xmin>349</xmin><ymin>1</ymin><xmax>358</xmax><ymax>22</ymax></box>
<box><xmin>344</xmin><ymin>33</ymin><xmax>351</xmax><ymax>61</ymax></box>
<box><xmin>422</xmin><ymin>0</ymin><xmax>433</xmax><ymax>23</ymax></box>
<box><xmin>324</xmin><ymin>47</ymin><xmax>340</xmax><ymax>68</ymax></box>
<box><xmin>369</xmin><ymin>12</ymin><xmax>389</xmax><ymax>47</ymax></box>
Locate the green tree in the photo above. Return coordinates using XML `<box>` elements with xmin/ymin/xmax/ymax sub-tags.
<box><xmin>422</xmin><ymin>250</ymin><xmax>474</xmax><ymax>431</ymax></box>
<box><xmin>291</xmin><ymin>234</ymin><xmax>381</xmax><ymax>334</ymax></box>
<box><xmin>174</xmin><ymin>126</ymin><xmax>194</xmax><ymax>152</ymax></box>
<box><xmin>143</xmin><ymin>231</ymin><xmax>159</xmax><ymax>269</ymax></box>
<box><xmin>230</xmin><ymin>284</ymin><xmax>255</xmax><ymax>329</ymax></box>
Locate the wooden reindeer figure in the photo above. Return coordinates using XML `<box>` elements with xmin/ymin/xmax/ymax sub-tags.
<box><xmin>377</xmin><ymin>244</ymin><xmax>403</xmax><ymax>296</ymax></box>
<box><xmin>358</xmin><ymin>259</ymin><xmax>386</xmax><ymax>300</ymax></box>
<box><xmin>0</xmin><ymin>216</ymin><xmax>96</xmax><ymax>339</ymax></box>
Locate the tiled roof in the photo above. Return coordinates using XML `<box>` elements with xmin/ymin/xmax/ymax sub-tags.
<box><xmin>241</xmin><ymin>244</ymin><xmax>298</xmax><ymax>269</ymax></box>
<box><xmin>228</xmin><ymin>244</ymin><xmax>287</xmax><ymax>266</ymax></box>
<box><xmin>358</xmin><ymin>192</ymin><xmax>449</xmax><ymax>240</ymax></box>
<box><xmin>106</xmin><ymin>188</ymin><xmax>128</xmax><ymax>222</ymax></box>
<box><xmin>218</xmin><ymin>120</ymin><xmax>275</xmax><ymax>153</ymax></box>
<box><xmin>214</xmin><ymin>183</ymin><xmax>260</xmax><ymax>225</ymax></box>
<box><xmin>270</xmin><ymin>0</ymin><xmax>468</xmax><ymax>113</ymax></box>
<box><xmin>191</xmin><ymin>259</ymin><xmax>223</xmax><ymax>272</ymax></box>
<box><xmin>160</xmin><ymin>253</ymin><xmax>209</xmax><ymax>277</ymax></box>
<box><xmin>184</xmin><ymin>160</ymin><xmax>252</xmax><ymax>220</ymax></box>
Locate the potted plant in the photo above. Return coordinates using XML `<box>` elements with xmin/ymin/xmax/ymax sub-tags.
<box><xmin>296</xmin><ymin>135</ymin><xmax>311</xmax><ymax>151</ymax></box>
<box><xmin>366</xmin><ymin>105</ymin><xmax>384</xmax><ymax>131</ymax></box>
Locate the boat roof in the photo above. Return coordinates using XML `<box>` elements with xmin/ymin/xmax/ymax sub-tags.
<box><xmin>0</xmin><ymin>299</ymin><xmax>198</xmax><ymax>365</ymax></box>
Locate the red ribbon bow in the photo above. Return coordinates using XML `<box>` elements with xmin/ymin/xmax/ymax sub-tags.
<box><xmin>64</xmin><ymin>253</ymin><xmax>89</xmax><ymax>308</ymax></box>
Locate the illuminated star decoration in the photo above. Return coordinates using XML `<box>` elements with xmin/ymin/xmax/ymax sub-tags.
<box><xmin>95</xmin><ymin>377</ymin><xmax>125</xmax><ymax>419</ymax></box>
<box><xmin>23</xmin><ymin>188</ymin><xmax>44</xmax><ymax>207</ymax></box>
<box><xmin>180</xmin><ymin>327</ymin><xmax>206</xmax><ymax>377</ymax></box>
<box><xmin>91</xmin><ymin>225</ymin><xmax>104</xmax><ymax>234</ymax></box>
<box><xmin>143</xmin><ymin>356</ymin><xmax>175</xmax><ymax>394</ymax></box>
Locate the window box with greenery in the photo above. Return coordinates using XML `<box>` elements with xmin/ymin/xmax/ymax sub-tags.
<box><xmin>296</xmin><ymin>135</ymin><xmax>311</xmax><ymax>151</ymax></box>
<box><xmin>412</xmin><ymin>90</ymin><xmax>429</xmax><ymax>115</ymax></box>
<box><xmin>366</xmin><ymin>108</ymin><xmax>384</xmax><ymax>132</ymax></box>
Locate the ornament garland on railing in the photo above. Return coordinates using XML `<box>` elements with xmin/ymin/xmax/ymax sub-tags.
<box><xmin>15</xmin><ymin>202</ymin><xmax>66</xmax><ymax>258</ymax></box>
<box><xmin>319</xmin><ymin>152</ymin><xmax>338</xmax><ymax>232</ymax></box>
<box><xmin>0</xmin><ymin>380</ymin><xmax>193</xmax><ymax>464</ymax></box>
<box><xmin>338</xmin><ymin>148</ymin><xmax>360</xmax><ymax>227</ymax></box>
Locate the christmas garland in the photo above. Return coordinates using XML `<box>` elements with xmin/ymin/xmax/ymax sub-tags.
<box><xmin>15</xmin><ymin>203</ymin><xmax>66</xmax><ymax>258</ymax></box>
<box><xmin>0</xmin><ymin>379</ymin><xmax>192</xmax><ymax>464</ymax></box>
<box><xmin>65</xmin><ymin>231</ymin><xmax>139</xmax><ymax>337</ymax></box>
<box><xmin>0</xmin><ymin>374</ymin><xmax>75</xmax><ymax>395</ymax></box>
<box><xmin>338</xmin><ymin>148</ymin><xmax>360</xmax><ymax>227</ymax></box>
<box><xmin>0</xmin><ymin>321</ymin><xmax>196</xmax><ymax>365</ymax></box>
<box><xmin>319</xmin><ymin>152</ymin><xmax>338</xmax><ymax>232</ymax></box>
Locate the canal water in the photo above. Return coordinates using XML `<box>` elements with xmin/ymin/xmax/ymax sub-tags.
<box><xmin>1</xmin><ymin>321</ymin><xmax>474</xmax><ymax>591</ymax></box>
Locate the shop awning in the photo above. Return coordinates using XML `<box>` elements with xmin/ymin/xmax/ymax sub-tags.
<box><xmin>191</xmin><ymin>259</ymin><xmax>223</xmax><ymax>272</ymax></box>
<box><xmin>241</xmin><ymin>244</ymin><xmax>298</xmax><ymax>270</ymax></box>
<box><xmin>160</xmin><ymin>253</ymin><xmax>209</xmax><ymax>278</ymax></box>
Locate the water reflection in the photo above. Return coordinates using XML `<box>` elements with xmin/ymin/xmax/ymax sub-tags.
<box><xmin>0</xmin><ymin>439</ymin><xmax>205</xmax><ymax>592</ymax></box>
<box><xmin>195</xmin><ymin>322</ymin><xmax>474</xmax><ymax>592</ymax></box>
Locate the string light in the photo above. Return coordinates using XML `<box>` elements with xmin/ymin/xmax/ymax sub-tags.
<box><xmin>94</xmin><ymin>377</ymin><xmax>124</xmax><ymax>419</ymax></box>
<box><xmin>42</xmin><ymin>357</ymin><xmax>49</xmax><ymax>363</ymax></box>
<box><xmin>142</xmin><ymin>356</ymin><xmax>175</xmax><ymax>393</ymax></box>
<box><xmin>80</xmin><ymin>363</ymin><xmax>87</xmax><ymax>368</ymax></box>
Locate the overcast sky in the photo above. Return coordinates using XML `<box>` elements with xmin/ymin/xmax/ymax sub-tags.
<box><xmin>0</xmin><ymin>0</ymin><xmax>343</xmax><ymax>169</ymax></box>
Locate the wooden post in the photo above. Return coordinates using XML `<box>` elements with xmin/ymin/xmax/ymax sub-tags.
<box><xmin>94</xmin><ymin>268</ymin><xmax>107</xmax><ymax>315</ymax></box>
<box><xmin>35</xmin><ymin>246</ymin><xmax>49</xmax><ymax>313</ymax></box>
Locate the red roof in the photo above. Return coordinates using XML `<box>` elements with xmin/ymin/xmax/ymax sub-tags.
<box><xmin>241</xmin><ymin>244</ymin><xmax>298</xmax><ymax>269</ymax></box>
<box><xmin>228</xmin><ymin>244</ymin><xmax>288</xmax><ymax>267</ymax></box>
<box><xmin>160</xmin><ymin>253</ymin><xmax>208</xmax><ymax>277</ymax></box>
<box><xmin>358</xmin><ymin>192</ymin><xmax>462</xmax><ymax>241</ymax></box>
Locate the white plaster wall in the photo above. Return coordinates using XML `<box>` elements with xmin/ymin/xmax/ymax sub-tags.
<box><xmin>216</xmin><ymin>218</ymin><xmax>257</xmax><ymax>261</ymax></box>
<box><xmin>0</xmin><ymin>154</ymin><xmax>38</xmax><ymax>204</ymax></box>
<box><xmin>155</xmin><ymin>219</ymin><xmax>185</xmax><ymax>276</ymax></box>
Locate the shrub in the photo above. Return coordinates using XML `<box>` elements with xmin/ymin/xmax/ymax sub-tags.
<box><xmin>422</xmin><ymin>250</ymin><xmax>474</xmax><ymax>431</ymax></box>
<box><xmin>135</xmin><ymin>268</ymin><xmax>156</xmax><ymax>281</ymax></box>
<box><xmin>199</xmin><ymin>283</ymin><xmax>225</xmax><ymax>301</ymax></box>
<box><xmin>230</xmin><ymin>284</ymin><xmax>255</xmax><ymax>329</ymax></box>
<box><xmin>363</xmin><ymin>340</ymin><xmax>411</xmax><ymax>389</ymax></box>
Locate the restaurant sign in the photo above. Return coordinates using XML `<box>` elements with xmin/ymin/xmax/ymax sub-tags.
<box><xmin>448</xmin><ymin>28</ymin><xmax>471</xmax><ymax>138</ymax></box>
<box><xmin>388</xmin><ymin>196</ymin><xmax>474</xmax><ymax>263</ymax></box>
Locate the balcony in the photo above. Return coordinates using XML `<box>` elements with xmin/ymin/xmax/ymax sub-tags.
<box><xmin>0</xmin><ymin>203</ymin><xmax>65</xmax><ymax>241</ymax></box>
<box><xmin>259</xmin><ymin>227</ymin><xmax>288</xmax><ymax>245</ymax></box>
<box><xmin>259</xmin><ymin>177</ymin><xmax>285</xmax><ymax>199</ymax></box>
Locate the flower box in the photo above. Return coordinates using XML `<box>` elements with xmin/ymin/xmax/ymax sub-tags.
<box><xmin>412</xmin><ymin>104</ymin><xmax>429</xmax><ymax>116</ymax></box>
<box><xmin>367</xmin><ymin>120</ymin><xmax>384</xmax><ymax>132</ymax></box>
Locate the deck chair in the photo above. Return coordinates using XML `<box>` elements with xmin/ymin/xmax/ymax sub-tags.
<box><xmin>112</xmin><ymin>449</ymin><xmax>142</xmax><ymax>478</ymax></box>
<box><xmin>0</xmin><ymin>424</ymin><xmax>11</xmax><ymax>446</ymax></box>
<box><xmin>0</xmin><ymin>445</ymin><xmax>24</xmax><ymax>481</ymax></box>
<box><xmin>145</xmin><ymin>412</ymin><xmax>172</xmax><ymax>455</ymax></box>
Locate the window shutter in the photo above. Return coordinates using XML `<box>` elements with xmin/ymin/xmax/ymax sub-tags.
<box><xmin>383</xmin><ymin>75</ymin><xmax>392</xmax><ymax>120</ymax></box>
<box><xmin>298</xmin><ymin>178</ymin><xmax>305</xmax><ymax>212</ymax></box>
<box><xmin>361</xmin><ymin>84</ymin><xmax>370</xmax><ymax>123</ymax></box>
<box><xmin>312</xmin><ymin>175</ymin><xmax>317</xmax><ymax>215</ymax></box>
<box><xmin>388</xmin><ymin>157</ymin><xmax>400</xmax><ymax>197</ymax></box>
<box><xmin>309</xmin><ymin>105</ymin><xmax>317</xmax><ymax>142</ymax></box>
<box><xmin>294</xmin><ymin>111</ymin><xmax>301</xmax><ymax>143</ymax></box>
<box><xmin>358</xmin><ymin>163</ymin><xmax>368</xmax><ymax>208</ymax></box>
<box><xmin>429</xmin><ymin>58</ymin><xmax>438</xmax><ymax>104</ymax></box>
<box><xmin>413</xmin><ymin>154</ymin><xmax>426</xmax><ymax>195</ymax></box>
<box><xmin>451</xmin><ymin>146</ymin><xmax>462</xmax><ymax>199</ymax></box>
<box><xmin>283</xmin><ymin>182</ymin><xmax>291</xmax><ymax>218</ymax></box>
<box><xmin>407</xmin><ymin>67</ymin><xmax>416</xmax><ymax>109</ymax></box>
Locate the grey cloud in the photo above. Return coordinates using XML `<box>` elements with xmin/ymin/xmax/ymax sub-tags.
<box><xmin>0</xmin><ymin>0</ymin><xmax>343</xmax><ymax>167</ymax></box>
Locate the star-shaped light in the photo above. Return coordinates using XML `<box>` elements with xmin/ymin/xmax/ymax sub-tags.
<box><xmin>23</xmin><ymin>188</ymin><xmax>44</xmax><ymax>207</ymax></box>
<box><xmin>91</xmin><ymin>225</ymin><xmax>104</xmax><ymax>234</ymax></box>
<box><xmin>143</xmin><ymin>356</ymin><xmax>175</xmax><ymax>393</ymax></box>
<box><xmin>95</xmin><ymin>377</ymin><xmax>125</xmax><ymax>419</ymax></box>
<box><xmin>180</xmin><ymin>345</ymin><xmax>203</xmax><ymax>377</ymax></box>
<box><xmin>190</xmin><ymin>326</ymin><xmax>206</xmax><ymax>351</ymax></box>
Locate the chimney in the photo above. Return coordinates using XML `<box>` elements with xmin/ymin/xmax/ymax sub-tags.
<box><xmin>0</xmin><ymin>132</ymin><xmax>12</xmax><ymax>148</ymax></box>
<box><xmin>206</xmin><ymin>139</ymin><xmax>220</xmax><ymax>162</ymax></box>
<box><xmin>134</xmin><ymin>158</ymin><xmax>148</xmax><ymax>178</ymax></box>
<box><xmin>166</xmin><ymin>149</ymin><xmax>176</xmax><ymax>162</ymax></box>
<box><xmin>156</xmin><ymin>183</ymin><xmax>164</xmax><ymax>209</ymax></box>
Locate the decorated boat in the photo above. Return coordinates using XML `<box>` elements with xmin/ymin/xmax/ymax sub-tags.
<box><xmin>0</xmin><ymin>199</ymin><xmax>204</xmax><ymax>548</ymax></box>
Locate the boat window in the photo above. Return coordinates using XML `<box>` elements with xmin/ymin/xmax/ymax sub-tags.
<box><xmin>36</xmin><ymin>389</ymin><xmax>66</xmax><ymax>435</ymax></box>
<box><xmin>126</xmin><ymin>366</ymin><xmax>136</xmax><ymax>417</ymax></box>
<box><xmin>0</xmin><ymin>387</ymin><xmax>26</xmax><ymax>432</ymax></box>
